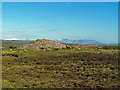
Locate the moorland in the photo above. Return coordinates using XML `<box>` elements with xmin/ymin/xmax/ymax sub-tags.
<box><xmin>1</xmin><ymin>40</ymin><xmax>119</xmax><ymax>88</ymax></box>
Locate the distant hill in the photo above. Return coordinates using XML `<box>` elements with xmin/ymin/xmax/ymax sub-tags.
<box><xmin>106</xmin><ymin>43</ymin><xmax>119</xmax><ymax>46</ymax></box>
<box><xmin>56</xmin><ymin>39</ymin><xmax>106</xmax><ymax>46</ymax></box>
<box><xmin>2</xmin><ymin>40</ymin><xmax>31</xmax><ymax>46</ymax></box>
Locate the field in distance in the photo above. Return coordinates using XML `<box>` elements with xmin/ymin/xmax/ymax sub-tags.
<box><xmin>1</xmin><ymin>40</ymin><xmax>119</xmax><ymax>88</ymax></box>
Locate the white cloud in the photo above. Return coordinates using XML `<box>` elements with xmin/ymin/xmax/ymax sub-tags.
<box><xmin>57</xmin><ymin>39</ymin><xmax>62</xmax><ymax>40</ymax></box>
<box><xmin>5</xmin><ymin>38</ymin><xmax>18</xmax><ymax>40</ymax></box>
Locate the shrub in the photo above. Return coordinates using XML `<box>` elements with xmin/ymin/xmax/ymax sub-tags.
<box><xmin>9</xmin><ymin>46</ymin><xmax>17</xmax><ymax>49</ymax></box>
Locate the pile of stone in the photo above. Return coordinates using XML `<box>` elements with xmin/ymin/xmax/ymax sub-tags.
<box><xmin>19</xmin><ymin>39</ymin><xmax>70</xmax><ymax>50</ymax></box>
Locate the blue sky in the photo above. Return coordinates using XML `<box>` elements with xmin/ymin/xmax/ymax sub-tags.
<box><xmin>2</xmin><ymin>2</ymin><xmax>118</xmax><ymax>43</ymax></box>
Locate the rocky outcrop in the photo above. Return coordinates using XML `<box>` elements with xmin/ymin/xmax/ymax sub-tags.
<box><xmin>19</xmin><ymin>39</ymin><xmax>70</xmax><ymax>50</ymax></box>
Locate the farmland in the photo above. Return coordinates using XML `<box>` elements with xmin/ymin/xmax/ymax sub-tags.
<box><xmin>1</xmin><ymin>41</ymin><xmax>119</xmax><ymax>88</ymax></box>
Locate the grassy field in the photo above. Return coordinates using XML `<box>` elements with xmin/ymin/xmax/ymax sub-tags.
<box><xmin>1</xmin><ymin>42</ymin><xmax>119</xmax><ymax>88</ymax></box>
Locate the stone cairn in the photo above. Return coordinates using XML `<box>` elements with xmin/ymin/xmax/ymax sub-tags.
<box><xmin>19</xmin><ymin>39</ymin><xmax>70</xmax><ymax>50</ymax></box>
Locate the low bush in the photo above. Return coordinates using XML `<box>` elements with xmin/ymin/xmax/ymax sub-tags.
<box><xmin>101</xmin><ymin>46</ymin><xmax>120</xmax><ymax>50</ymax></box>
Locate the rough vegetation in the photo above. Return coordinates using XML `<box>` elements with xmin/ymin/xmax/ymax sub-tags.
<box><xmin>19</xmin><ymin>39</ymin><xmax>70</xmax><ymax>50</ymax></box>
<box><xmin>76</xmin><ymin>44</ymin><xmax>98</xmax><ymax>47</ymax></box>
<box><xmin>101</xmin><ymin>46</ymin><xmax>120</xmax><ymax>50</ymax></box>
<box><xmin>1</xmin><ymin>40</ymin><xmax>119</xmax><ymax>88</ymax></box>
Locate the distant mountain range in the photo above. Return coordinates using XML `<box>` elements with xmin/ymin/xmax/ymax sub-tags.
<box><xmin>56</xmin><ymin>39</ymin><xmax>118</xmax><ymax>46</ymax></box>
<box><xmin>1</xmin><ymin>39</ymin><xmax>119</xmax><ymax>46</ymax></box>
<box><xmin>2</xmin><ymin>40</ymin><xmax>31</xmax><ymax>45</ymax></box>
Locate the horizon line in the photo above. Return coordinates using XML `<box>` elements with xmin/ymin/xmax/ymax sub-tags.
<box><xmin>1</xmin><ymin>38</ymin><xmax>119</xmax><ymax>44</ymax></box>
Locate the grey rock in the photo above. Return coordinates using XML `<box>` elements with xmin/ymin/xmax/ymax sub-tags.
<box><xmin>18</xmin><ymin>39</ymin><xmax>70</xmax><ymax>50</ymax></box>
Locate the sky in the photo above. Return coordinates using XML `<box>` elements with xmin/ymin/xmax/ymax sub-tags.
<box><xmin>2</xmin><ymin>2</ymin><xmax>118</xmax><ymax>43</ymax></box>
